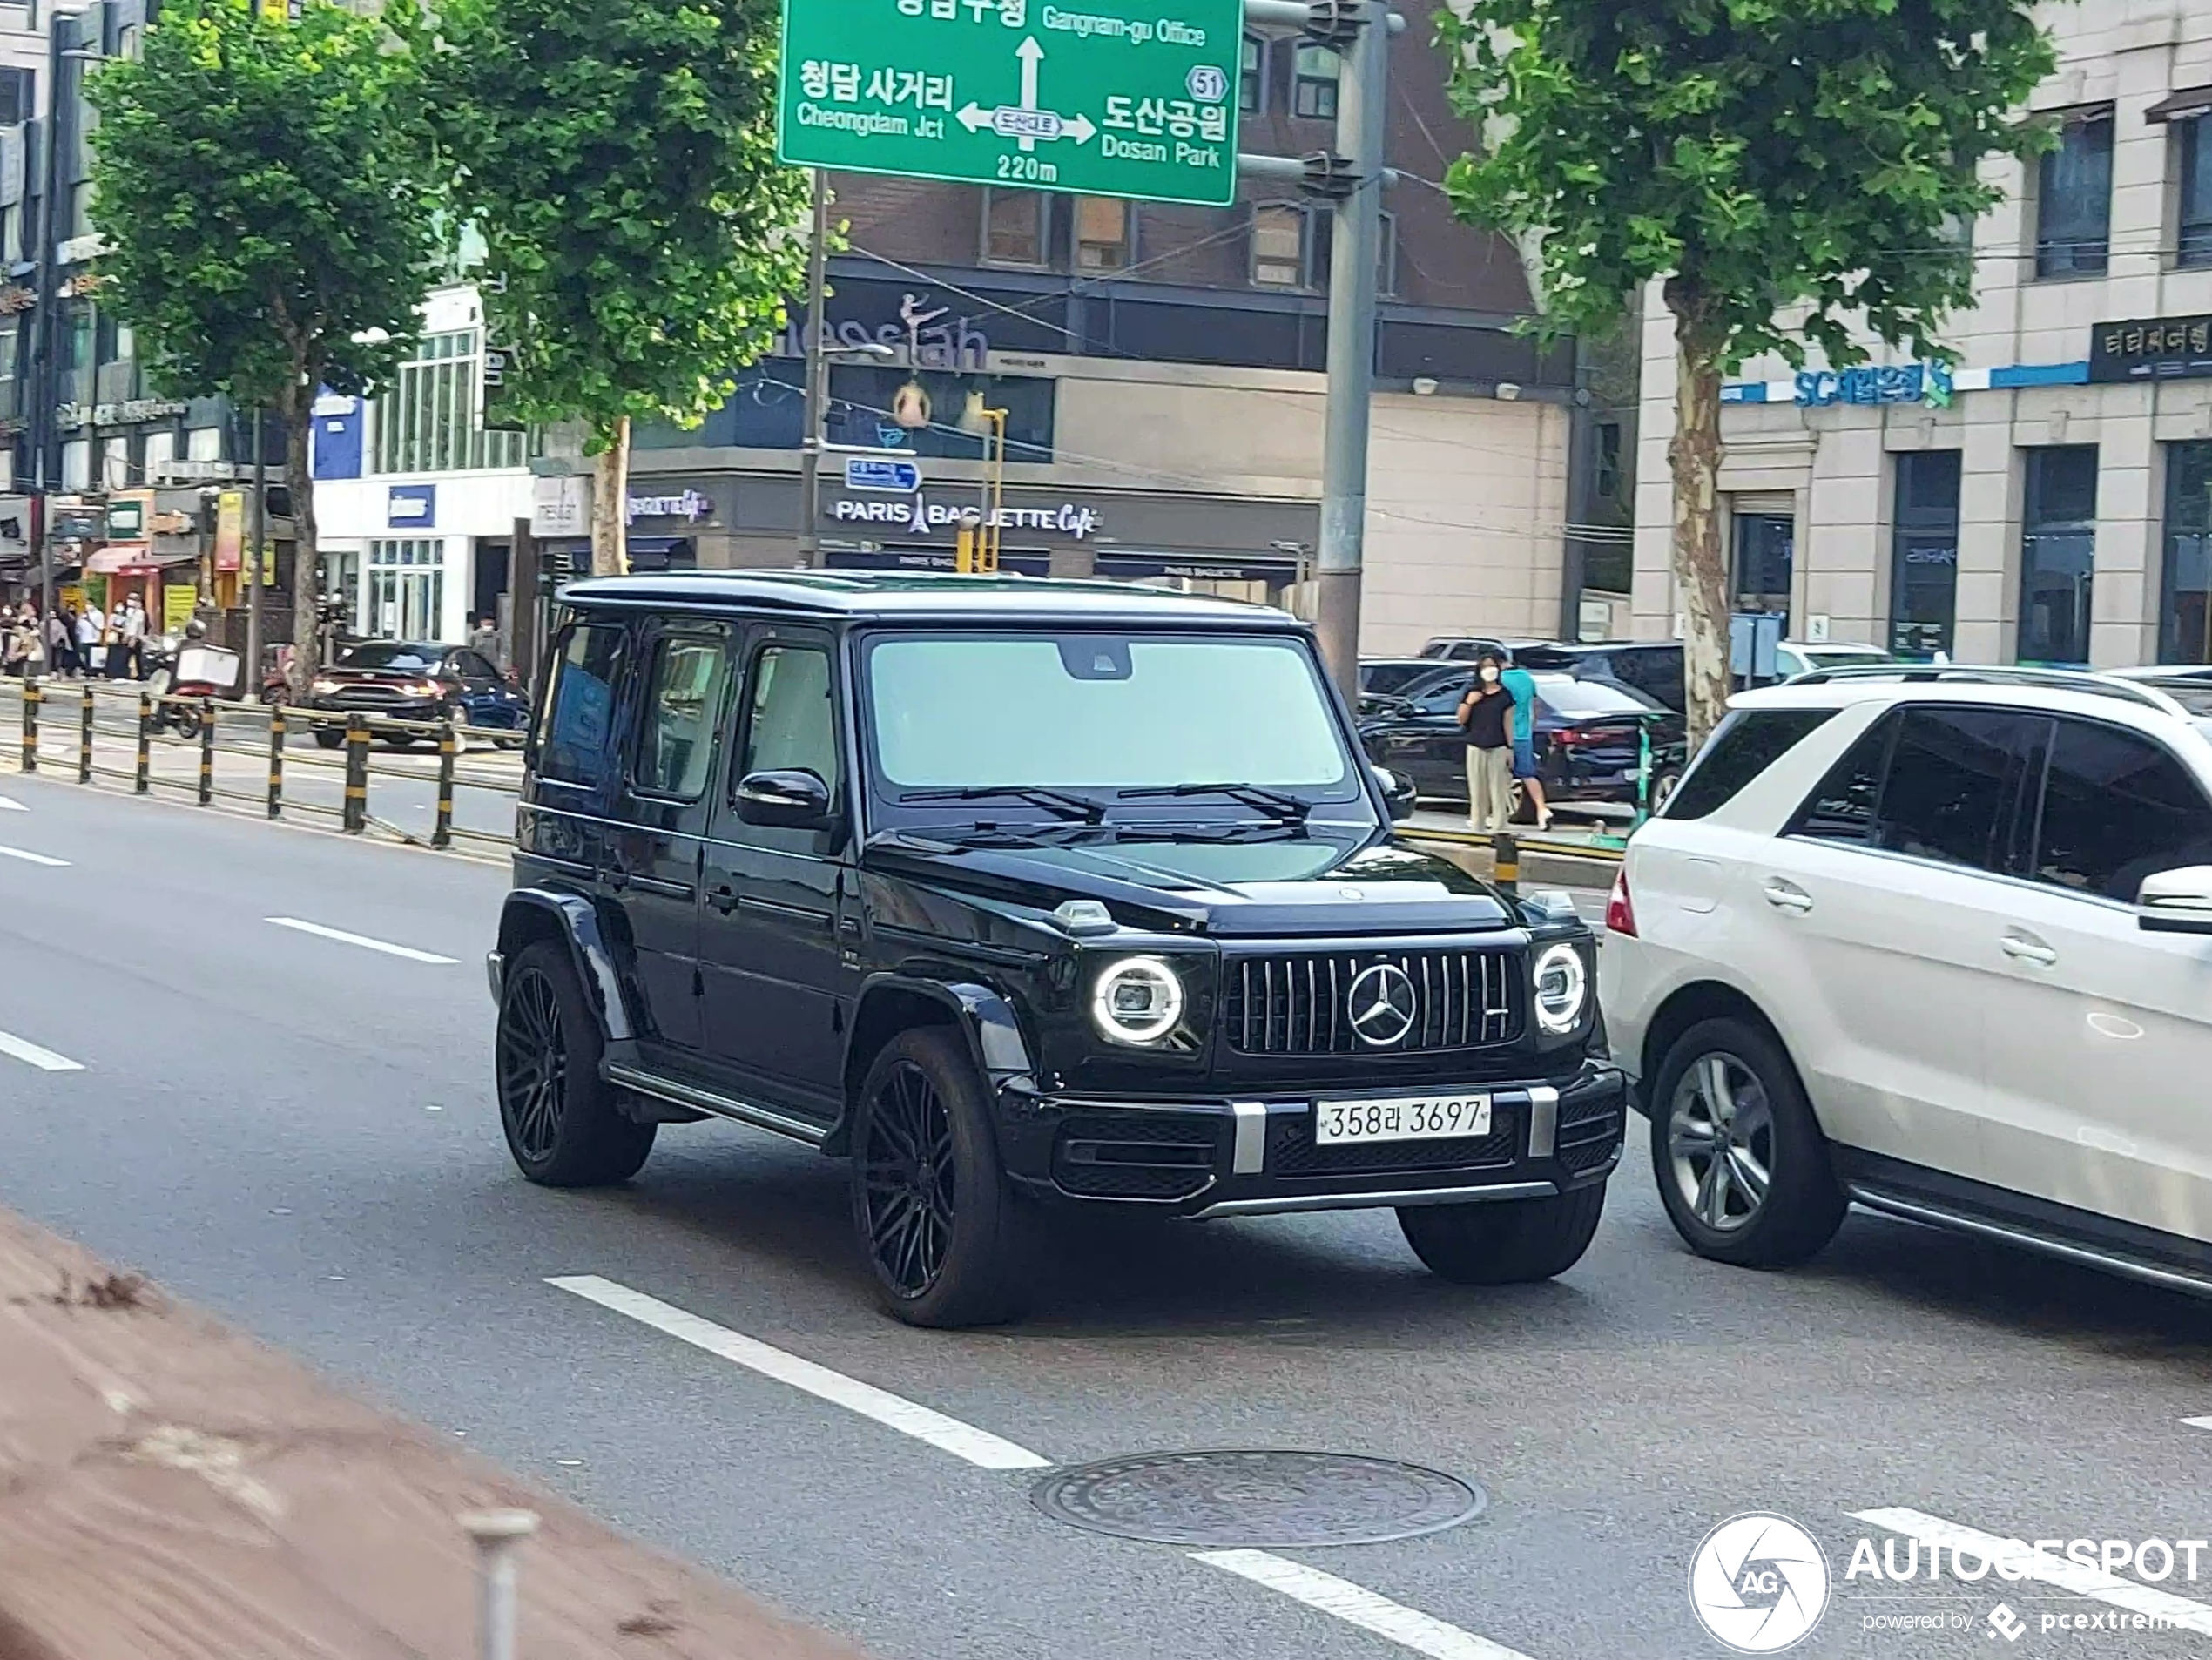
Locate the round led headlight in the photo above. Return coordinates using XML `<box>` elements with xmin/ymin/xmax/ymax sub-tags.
<box><xmin>1090</xmin><ymin>955</ymin><xmax>1185</xmax><ymax>1046</ymax></box>
<box><xmin>1532</xmin><ymin>942</ymin><xmax>1588</xmax><ymax>1036</ymax></box>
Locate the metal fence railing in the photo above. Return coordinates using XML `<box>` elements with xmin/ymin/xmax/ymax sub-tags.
<box><xmin>0</xmin><ymin>675</ymin><xmax>520</xmax><ymax>854</ymax></box>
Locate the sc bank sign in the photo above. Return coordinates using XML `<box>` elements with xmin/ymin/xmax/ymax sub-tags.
<box><xmin>388</xmin><ymin>484</ymin><xmax>437</xmax><ymax>530</ymax></box>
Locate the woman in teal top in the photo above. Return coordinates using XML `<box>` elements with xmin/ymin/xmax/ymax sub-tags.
<box><xmin>1498</xmin><ymin>664</ymin><xmax>1553</xmax><ymax>831</ymax></box>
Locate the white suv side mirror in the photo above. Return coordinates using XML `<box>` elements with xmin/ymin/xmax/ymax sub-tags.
<box><xmin>2137</xmin><ymin>867</ymin><xmax>2212</xmax><ymax>935</ymax></box>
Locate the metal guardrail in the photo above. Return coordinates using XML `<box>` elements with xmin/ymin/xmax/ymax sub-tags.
<box><xmin>0</xmin><ymin>675</ymin><xmax>521</xmax><ymax>854</ymax></box>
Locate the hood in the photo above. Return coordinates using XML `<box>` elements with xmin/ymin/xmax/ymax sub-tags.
<box><xmin>863</xmin><ymin>827</ymin><xmax>1516</xmax><ymax>936</ymax></box>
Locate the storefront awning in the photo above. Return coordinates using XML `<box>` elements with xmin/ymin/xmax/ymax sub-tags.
<box><xmin>85</xmin><ymin>543</ymin><xmax>199</xmax><ymax>577</ymax></box>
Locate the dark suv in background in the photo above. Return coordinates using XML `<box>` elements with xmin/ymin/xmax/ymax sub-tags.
<box><xmin>489</xmin><ymin>572</ymin><xmax>1625</xmax><ymax>1327</ymax></box>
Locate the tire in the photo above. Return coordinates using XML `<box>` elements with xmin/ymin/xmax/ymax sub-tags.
<box><xmin>848</xmin><ymin>1026</ymin><xmax>1039</xmax><ymax>1328</ymax></box>
<box><xmin>495</xmin><ymin>735</ymin><xmax>525</xmax><ymax>752</ymax></box>
<box><xmin>1649</xmin><ymin>1016</ymin><xmax>1844</xmax><ymax>1268</ymax></box>
<box><xmin>171</xmin><ymin>707</ymin><xmax>203</xmax><ymax>740</ymax></box>
<box><xmin>314</xmin><ymin>728</ymin><xmax>344</xmax><ymax>750</ymax></box>
<box><xmin>495</xmin><ymin>940</ymin><xmax>655</xmax><ymax>1187</ymax></box>
<box><xmin>1649</xmin><ymin>767</ymin><xmax>1683</xmax><ymax>813</ymax></box>
<box><xmin>1397</xmin><ymin>1183</ymin><xmax>1606</xmax><ymax>1284</ymax></box>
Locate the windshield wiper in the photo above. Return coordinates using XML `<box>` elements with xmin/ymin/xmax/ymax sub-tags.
<box><xmin>1115</xmin><ymin>782</ymin><xmax>1312</xmax><ymax>822</ymax></box>
<box><xmin>898</xmin><ymin>785</ymin><xmax>1107</xmax><ymax>823</ymax></box>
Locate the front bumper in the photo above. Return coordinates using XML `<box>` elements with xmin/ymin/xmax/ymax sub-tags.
<box><xmin>998</xmin><ymin>1059</ymin><xmax>1627</xmax><ymax>1218</ymax></box>
<box><xmin>308</xmin><ymin>698</ymin><xmax>445</xmax><ymax>728</ymax></box>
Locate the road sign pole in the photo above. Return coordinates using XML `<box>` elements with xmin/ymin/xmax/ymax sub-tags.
<box><xmin>1313</xmin><ymin>0</ymin><xmax>1388</xmax><ymax>704</ymax></box>
<box><xmin>796</xmin><ymin>172</ymin><xmax>833</xmax><ymax>569</ymax></box>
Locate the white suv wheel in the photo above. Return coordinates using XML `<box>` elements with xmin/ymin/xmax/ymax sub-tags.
<box><xmin>1666</xmin><ymin>1053</ymin><xmax>1773</xmax><ymax>1233</ymax></box>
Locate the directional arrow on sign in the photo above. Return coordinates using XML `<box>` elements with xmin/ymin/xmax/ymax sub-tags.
<box><xmin>959</xmin><ymin>103</ymin><xmax>1096</xmax><ymax>144</ymax></box>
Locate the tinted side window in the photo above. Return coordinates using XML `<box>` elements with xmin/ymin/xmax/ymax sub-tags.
<box><xmin>2033</xmin><ymin>719</ymin><xmax>2212</xmax><ymax>901</ymax></box>
<box><xmin>537</xmin><ymin>623</ymin><xmax>625</xmax><ymax>788</ymax></box>
<box><xmin>1872</xmin><ymin>707</ymin><xmax>2039</xmax><ymax>872</ymax></box>
<box><xmin>1788</xmin><ymin>716</ymin><xmax>1892</xmax><ymax>841</ymax></box>
<box><xmin>635</xmin><ymin>635</ymin><xmax>729</xmax><ymax>800</ymax></box>
<box><xmin>1666</xmin><ymin>709</ymin><xmax>1838</xmax><ymax>821</ymax></box>
<box><xmin>1411</xmin><ymin>672</ymin><xmax>1473</xmax><ymax>715</ymax></box>
<box><xmin>739</xmin><ymin>645</ymin><xmax>839</xmax><ymax>793</ymax></box>
<box><xmin>458</xmin><ymin>650</ymin><xmax>501</xmax><ymax>680</ymax></box>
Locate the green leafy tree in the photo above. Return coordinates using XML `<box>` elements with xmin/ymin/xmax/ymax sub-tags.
<box><xmin>433</xmin><ymin>0</ymin><xmax>811</xmax><ymax>575</ymax></box>
<box><xmin>1442</xmin><ymin>0</ymin><xmax>2056</xmax><ymax>743</ymax></box>
<box><xmin>89</xmin><ymin>0</ymin><xmax>441</xmax><ymax>692</ymax></box>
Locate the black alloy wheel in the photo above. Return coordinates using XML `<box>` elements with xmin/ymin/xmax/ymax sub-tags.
<box><xmin>498</xmin><ymin>962</ymin><xmax>567</xmax><ymax>1166</ymax></box>
<box><xmin>494</xmin><ymin>940</ymin><xmax>654</xmax><ymax>1186</ymax></box>
<box><xmin>859</xmin><ymin>1059</ymin><xmax>956</xmax><ymax>1299</ymax></box>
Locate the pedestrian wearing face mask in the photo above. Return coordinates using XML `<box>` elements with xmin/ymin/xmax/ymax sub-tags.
<box><xmin>1457</xmin><ymin>653</ymin><xmax>1516</xmax><ymax>834</ymax></box>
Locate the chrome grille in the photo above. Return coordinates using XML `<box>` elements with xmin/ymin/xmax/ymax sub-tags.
<box><xmin>1223</xmin><ymin>947</ymin><xmax>1521</xmax><ymax>1056</ymax></box>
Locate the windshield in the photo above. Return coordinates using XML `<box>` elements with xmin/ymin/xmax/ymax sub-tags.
<box><xmin>865</xmin><ymin>633</ymin><xmax>1358</xmax><ymax>793</ymax></box>
<box><xmin>1362</xmin><ymin>661</ymin><xmax>1440</xmax><ymax>696</ymax></box>
<box><xmin>1534</xmin><ymin>674</ymin><xmax>1661</xmax><ymax>716</ymax></box>
<box><xmin>337</xmin><ymin>643</ymin><xmax>442</xmax><ymax>672</ymax></box>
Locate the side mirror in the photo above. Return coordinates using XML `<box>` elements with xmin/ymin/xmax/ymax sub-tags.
<box><xmin>735</xmin><ymin>767</ymin><xmax>834</xmax><ymax>830</ymax></box>
<box><xmin>1372</xmin><ymin>764</ymin><xmax>1417</xmax><ymax>823</ymax></box>
<box><xmin>2138</xmin><ymin>866</ymin><xmax>2212</xmax><ymax>935</ymax></box>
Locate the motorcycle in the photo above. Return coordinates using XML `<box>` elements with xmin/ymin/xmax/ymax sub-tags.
<box><xmin>150</xmin><ymin>643</ymin><xmax>240</xmax><ymax>739</ymax></box>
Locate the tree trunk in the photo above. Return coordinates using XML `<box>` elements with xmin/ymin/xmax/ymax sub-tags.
<box><xmin>590</xmin><ymin>415</ymin><xmax>630</xmax><ymax>577</ymax></box>
<box><xmin>281</xmin><ymin>378</ymin><xmax>320</xmax><ymax>704</ymax></box>
<box><xmin>1663</xmin><ymin>283</ymin><xmax>1732</xmax><ymax>752</ymax></box>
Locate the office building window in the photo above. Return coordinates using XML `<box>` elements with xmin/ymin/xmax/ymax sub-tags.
<box><xmin>1595</xmin><ymin>423</ymin><xmax>1623</xmax><ymax>499</ymax></box>
<box><xmin>2181</xmin><ymin>114</ymin><xmax>2212</xmax><ymax>267</ymax></box>
<box><xmin>369</xmin><ymin>329</ymin><xmax>526</xmax><ymax>475</ymax></box>
<box><xmin>64</xmin><ymin>299</ymin><xmax>91</xmax><ymax>402</ymax></box>
<box><xmin>1890</xmin><ymin>449</ymin><xmax>1962</xmax><ymax>659</ymax></box>
<box><xmin>2035</xmin><ymin>110</ymin><xmax>2112</xmax><ymax>277</ymax></box>
<box><xmin>981</xmin><ymin>188</ymin><xmax>1049</xmax><ymax>267</ymax></box>
<box><xmin>2019</xmin><ymin>446</ymin><xmax>2099</xmax><ymax>665</ymax></box>
<box><xmin>1732</xmin><ymin>513</ymin><xmax>1794</xmax><ymax>618</ymax></box>
<box><xmin>367</xmin><ymin>538</ymin><xmax>445</xmax><ymax>642</ymax></box>
<box><xmin>0</xmin><ymin>68</ymin><xmax>31</xmax><ymax>127</ymax></box>
<box><xmin>1076</xmin><ymin>196</ymin><xmax>1129</xmax><ymax>271</ymax></box>
<box><xmin>1292</xmin><ymin>44</ymin><xmax>1339</xmax><ymax>120</ymax></box>
<box><xmin>100</xmin><ymin>435</ymin><xmax>127</xmax><ymax>489</ymax></box>
<box><xmin>1240</xmin><ymin>34</ymin><xmax>1265</xmax><ymax>114</ymax></box>
<box><xmin>2162</xmin><ymin>442</ymin><xmax>2212</xmax><ymax>663</ymax></box>
<box><xmin>68</xmin><ymin>179</ymin><xmax>92</xmax><ymax>239</ymax></box>
<box><xmin>61</xmin><ymin>438</ymin><xmax>88</xmax><ymax>490</ymax></box>
<box><xmin>143</xmin><ymin>428</ymin><xmax>174</xmax><ymax>480</ymax></box>
<box><xmin>1251</xmin><ymin>202</ymin><xmax>1309</xmax><ymax>287</ymax></box>
<box><xmin>186</xmin><ymin>425</ymin><xmax>221</xmax><ymax>462</ymax></box>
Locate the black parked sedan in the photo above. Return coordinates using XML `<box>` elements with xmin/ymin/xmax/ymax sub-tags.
<box><xmin>306</xmin><ymin>640</ymin><xmax>529</xmax><ymax>748</ymax></box>
<box><xmin>1359</xmin><ymin>670</ymin><xmax>1686</xmax><ymax>819</ymax></box>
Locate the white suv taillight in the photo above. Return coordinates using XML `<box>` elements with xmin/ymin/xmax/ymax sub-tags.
<box><xmin>1605</xmin><ymin>867</ymin><xmax>1637</xmax><ymax>937</ymax></box>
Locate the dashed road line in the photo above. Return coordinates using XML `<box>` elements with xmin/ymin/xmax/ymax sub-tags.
<box><xmin>2182</xmin><ymin>1416</ymin><xmax>2212</xmax><ymax>1431</ymax></box>
<box><xmin>546</xmin><ymin>1274</ymin><xmax>1051</xmax><ymax>1471</ymax></box>
<box><xmin>1852</xmin><ymin>1508</ymin><xmax>2212</xmax><ymax>1636</ymax></box>
<box><xmin>0</xmin><ymin>843</ymin><xmax>68</xmax><ymax>867</ymax></box>
<box><xmin>264</xmin><ymin>916</ymin><xmax>460</xmax><ymax>964</ymax></box>
<box><xmin>0</xmin><ymin>1029</ymin><xmax>84</xmax><ymax>1071</ymax></box>
<box><xmin>1195</xmin><ymin>1551</ymin><xmax>1534</xmax><ymax>1660</ymax></box>
<box><xmin>0</xmin><ymin>794</ymin><xmax>25</xmax><ymax>811</ymax></box>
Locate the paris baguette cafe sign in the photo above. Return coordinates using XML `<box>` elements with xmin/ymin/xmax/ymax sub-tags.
<box><xmin>830</xmin><ymin>494</ymin><xmax>1103</xmax><ymax>539</ymax></box>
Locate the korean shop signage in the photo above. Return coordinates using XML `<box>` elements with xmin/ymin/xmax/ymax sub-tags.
<box><xmin>777</xmin><ymin>0</ymin><xmax>1242</xmax><ymax>206</ymax></box>
<box><xmin>2089</xmin><ymin>314</ymin><xmax>2212</xmax><ymax>382</ymax></box>
<box><xmin>1794</xmin><ymin>362</ymin><xmax>1954</xmax><ymax>408</ymax></box>
<box><xmin>829</xmin><ymin>493</ymin><xmax>1103</xmax><ymax>539</ymax></box>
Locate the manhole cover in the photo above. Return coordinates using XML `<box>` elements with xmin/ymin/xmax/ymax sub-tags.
<box><xmin>1030</xmin><ymin>1450</ymin><xmax>1485</xmax><ymax>1548</ymax></box>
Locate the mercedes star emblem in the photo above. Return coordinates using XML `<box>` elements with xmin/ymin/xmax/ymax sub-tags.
<box><xmin>1347</xmin><ymin>962</ymin><xmax>1419</xmax><ymax>1048</ymax></box>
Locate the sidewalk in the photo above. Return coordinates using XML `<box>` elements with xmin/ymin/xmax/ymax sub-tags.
<box><xmin>0</xmin><ymin>1204</ymin><xmax>865</xmax><ymax>1660</ymax></box>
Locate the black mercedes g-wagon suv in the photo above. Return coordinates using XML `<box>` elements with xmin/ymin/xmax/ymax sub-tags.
<box><xmin>489</xmin><ymin>571</ymin><xmax>1626</xmax><ymax>1326</ymax></box>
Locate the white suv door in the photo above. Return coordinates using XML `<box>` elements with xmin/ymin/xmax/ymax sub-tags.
<box><xmin>1750</xmin><ymin>704</ymin><xmax>2046</xmax><ymax>1184</ymax></box>
<box><xmin>1974</xmin><ymin>714</ymin><xmax>2212</xmax><ymax>1243</ymax></box>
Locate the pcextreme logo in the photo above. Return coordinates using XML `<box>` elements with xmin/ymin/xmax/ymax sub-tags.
<box><xmin>1689</xmin><ymin>1514</ymin><xmax>1832</xmax><ymax>1653</ymax></box>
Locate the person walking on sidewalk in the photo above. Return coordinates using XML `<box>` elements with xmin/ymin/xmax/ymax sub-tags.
<box><xmin>45</xmin><ymin>607</ymin><xmax>75</xmax><ymax>678</ymax></box>
<box><xmin>1499</xmin><ymin>659</ymin><xmax>1554</xmax><ymax>832</ymax></box>
<box><xmin>1457</xmin><ymin>652</ymin><xmax>1517</xmax><ymax>834</ymax></box>
<box><xmin>114</xmin><ymin>594</ymin><xmax>147</xmax><ymax>679</ymax></box>
<box><xmin>75</xmin><ymin>601</ymin><xmax>103</xmax><ymax>678</ymax></box>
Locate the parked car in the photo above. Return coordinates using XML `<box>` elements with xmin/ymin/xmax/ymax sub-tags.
<box><xmin>1361</xmin><ymin>657</ymin><xmax>1456</xmax><ymax>700</ymax></box>
<box><xmin>1602</xmin><ymin>664</ymin><xmax>2212</xmax><ymax>1297</ymax></box>
<box><xmin>1773</xmin><ymin>640</ymin><xmax>1896</xmax><ymax>680</ymax></box>
<box><xmin>1359</xmin><ymin>667</ymin><xmax>1686</xmax><ymax>818</ymax></box>
<box><xmin>1516</xmin><ymin>642</ymin><xmax>1688</xmax><ymax>712</ymax></box>
<box><xmin>489</xmin><ymin>571</ymin><xmax>1625</xmax><ymax>1327</ymax></box>
<box><xmin>306</xmin><ymin>640</ymin><xmax>529</xmax><ymax>749</ymax></box>
<box><xmin>1419</xmin><ymin>635</ymin><xmax>1515</xmax><ymax>662</ymax></box>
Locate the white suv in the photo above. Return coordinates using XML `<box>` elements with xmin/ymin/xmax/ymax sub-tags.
<box><xmin>1601</xmin><ymin>666</ymin><xmax>2212</xmax><ymax>1293</ymax></box>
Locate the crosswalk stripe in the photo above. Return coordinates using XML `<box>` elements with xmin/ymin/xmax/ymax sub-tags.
<box><xmin>1852</xmin><ymin>1508</ymin><xmax>2212</xmax><ymax>1636</ymax></box>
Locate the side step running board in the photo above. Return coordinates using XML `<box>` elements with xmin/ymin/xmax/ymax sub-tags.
<box><xmin>1848</xmin><ymin>1185</ymin><xmax>2212</xmax><ymax>1300</ymax></box>
<box><xmin>604</xmin><ymin>1063</ymin><xmax>831</xmax><ymax>1148</ymax></box>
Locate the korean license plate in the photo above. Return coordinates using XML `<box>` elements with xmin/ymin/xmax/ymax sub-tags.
<box><xmin>1313</xmin><ymin>1093</ymin><xmax>1494</xmax><ymax>1146</ymax></box>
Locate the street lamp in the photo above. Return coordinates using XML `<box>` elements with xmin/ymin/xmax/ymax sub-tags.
<box><xmin>792</xmin><ymin>172</ymin><xmax>895</xmax><ymax>568</ymax></box>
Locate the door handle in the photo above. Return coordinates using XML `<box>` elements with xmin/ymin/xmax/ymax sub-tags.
<box><xmin>709</xmin><ymin>882</ymin><xmax>740</xmax><ymax>914</ymax></box>
<box><xmin>2002</xmin><ymin>935</ymin><xmax>2059</xmax><ymax>967</ymax></box>
<box><xmin>1762</xmin><ymin>881</ymin><xmax>1814</xmax><ymax>914</ymax></box>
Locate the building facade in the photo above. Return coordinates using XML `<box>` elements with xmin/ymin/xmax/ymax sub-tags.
<box><xmin>1632</xmin><ymin>3</ymin><xmax>2212</xmax><ymax>669</ymax></box>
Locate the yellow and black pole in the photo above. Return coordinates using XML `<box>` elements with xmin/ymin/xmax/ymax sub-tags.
<box><xmin>266</xmin><ymin>705</ymin><xmax>286</xmax><ymax>820</ymax></box>
<box><xmin>76</xmin><ymin>685</ymin><xmax>91</xmax><ymax>783</ymax></box>
<box><xmin>1493</xmin><ymin>830</ymin><xmax>1520</xmax><ymax>899</ymax></box>
<box><xmin>342</xmin><ymin>712</ymin><xmax>369</xmax><ymax>833</ymax></box>
<box><xmin>134</xmin><ymin>691</ymin><xmax>151</xmax><ymax>794</ymax></box>
<box><xmin>21</xmin><ymin>677</ymin><xmax>37</xmax><ymax>773</ymax></box>
<box><xmin>196</xmin><ymin>699</ymin><xmax>215</xmax><ymax>805</ymax></box>
<box><xmin>434</xmin><ymin>719</ymin><xmax>456</xmax><ymax>849</ymax></box>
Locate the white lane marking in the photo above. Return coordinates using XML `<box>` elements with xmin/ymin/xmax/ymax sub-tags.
<box><xmin>0</xmin><ymin>843</ymin><xmax>68</xmax><ymax>867</ymax></box>
<box><xmin>1852</xmin><ymin>1508</ymin><xmax>2212</xmax><ymax>1636</ymax></box>
<box><xmin>0</xmin><ymin>1029</ymin><xmax>84</xmax><ymax>1072</ymax></box>
<box><xmin>0</xmin><ymin>794</ymin><xmax>25</xmax><ymax>811</ymax></box>
<box><xmin>264</xmin><ymin>916</ymin><xmax>459</xmax><ymax>965</ymax></box>
<box><xmin>2183</xmin><ymin>1416</ymin><xmax>2212</xmax><ymax>1431</ymax></box>
<box><xmin>546</xmin><ymin>1275</ymin><xmax>1051</xmax><ymax>1472</ymax></box>
<box><xmin>1194</xmin><ymin>1551</ymin><xmax>1534</xmax><ymax>1660</ymax></box>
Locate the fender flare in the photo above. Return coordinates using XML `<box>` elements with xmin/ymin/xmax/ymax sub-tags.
<box><xmin>496</xmin><ymin>887</ymin><xmax>635</xmax><ymax>1044</ymax></box>
<box><xmin>847</xmin><ymin>973</ymin><xmax>1037</xmax><ymax>1090</ymax></box>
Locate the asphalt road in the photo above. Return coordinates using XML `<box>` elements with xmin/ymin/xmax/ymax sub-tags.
<box><xmin>1</xmin><ymin>774</ymin><xmax>2209</xmax><ymax>1660</ymax></box>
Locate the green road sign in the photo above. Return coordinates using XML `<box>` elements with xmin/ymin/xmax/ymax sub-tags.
<box><xmin>778</xmin><ymin>0</ymin><xmax>1243</xmax><ymax>207</ymax></box>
